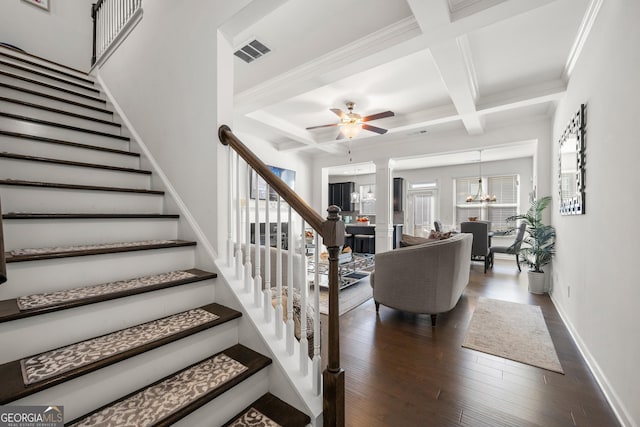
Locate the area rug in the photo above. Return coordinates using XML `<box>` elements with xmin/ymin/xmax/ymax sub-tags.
<box><xmin>316</xmin><ymin>277</ymin><xmax>372</xmax><ymax>316</ymax></box>
<box><xmin>462</xmin><ymin>298</ymin><xmax>563</xmax><ymax>374</ymax></box>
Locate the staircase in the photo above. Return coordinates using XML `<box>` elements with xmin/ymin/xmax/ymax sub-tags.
<box><xmin>0</xmin><ymin>46</ymin><xmax>310</xmax><ymax>426</ymax></box>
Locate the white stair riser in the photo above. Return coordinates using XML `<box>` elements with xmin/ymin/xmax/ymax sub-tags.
<box><xmin>2</xmin><ymin>247</ymin><xmax>197</xmax><ymax>298</ymax></box>
<box><xmin>0</xmin><ymin>134</ymin><xmax>139</xmax><ymax>169</ymax></box>
<box><xmin>0</xmin><ymin>157</ymin><xmax>150</xmax><ymax>189</ymax></box>
<box><xmin>0</xmin><ymin>115</ymin><xmax>130</xmax><ymax>151</ymax></box>
<box><xmin>3</xmin><ymin>218</ymin><xmax>178</xmax><ymax>250</ymax></box>
<box><xmin>175</xmin><ymin>369</ymin><xmax>270</xmax><ymax>427</ymax></box>
<box><xmin>0</xmin><ymin>63</ymin><xmax>99</xmax><ymax>98</ymax></box>
<box><xmin>0</xmin><ymin>280</ymin><xmax>217</xmax><ymax>361</ymax></box>
<box><xmin>0</xmin><ymin>74</ymin><xmax>106</xmax><ymax>109</ymax></box>
<box><xmin>0</xmin><ymin>99</ymin><xmax>120</xmax><ymax>134</ymax></box>
<box><xmin>0</xmin><ymin>185</ymin><xmax>163</xmax><ymax>213</ymax></box>
<box><xmin>0</xmin><ymin>47</ymin><xmax>92</xmax><ymax>81</ymax></box>
<box><xmin>0</xmin><ymin>57</ymin><xmax>94</xmax><ymax>87</ymax></box>
<box><xmin>6</xmin><ymin>321</ymin><xmax>239</xmax><ymax>422</ymax></box>
<box><xmin>0</xmin><ymin>85</ymin><xmax>113</xmax><ymax>121</ymax></box>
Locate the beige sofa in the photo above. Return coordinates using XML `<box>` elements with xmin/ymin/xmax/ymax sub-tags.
<box><xmin>370</xmin><ymin>233</ymin><xmax>472</xmax><ymax>326</ymax></box>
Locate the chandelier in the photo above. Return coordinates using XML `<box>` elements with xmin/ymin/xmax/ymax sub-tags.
<box><xmin>466</xmin><ymin>150</ymin><xmax>497</xmax><ymax>203</ymax></box>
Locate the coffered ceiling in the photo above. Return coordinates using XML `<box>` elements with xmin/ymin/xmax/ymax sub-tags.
<box><xmin>227</xmin><ymin>0</ymin><xmax>595</xmax><ymax>163</ymax></box>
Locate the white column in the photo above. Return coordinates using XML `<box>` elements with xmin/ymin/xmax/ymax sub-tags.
<box><xmin>375</xmin><ymin>158</ymin><xmax>395</xmax><ymax>253</ymax></box>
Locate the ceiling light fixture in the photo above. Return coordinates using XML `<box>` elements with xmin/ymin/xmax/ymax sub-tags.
<box><xmin>466</xmin><ymin>150</ymin><xmax>497</xmax><ymax>203</ymax></box>
<box><xmin>347</xmin><ymin>141</ymin><xmax>360</xmax><ymax>203</ymax></box>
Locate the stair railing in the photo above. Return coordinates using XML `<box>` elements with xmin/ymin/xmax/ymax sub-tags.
<box><xmin>0</xmin><ymin>197</ymin><xmax>6</xmax><ymax>284</ymax></box>
<box><xmin>218</xmin><ymin>125</ymin><xmax>345</xmax><ymax>427</ymax></box>
<box><xmin>91</xmin><ymin>0</ymin><xmax>142</xmax><ymax>66</ymax></box>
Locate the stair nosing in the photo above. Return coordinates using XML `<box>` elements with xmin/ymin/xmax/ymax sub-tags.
<box><xmin>222</xmin><ymin>393</ymin><xmax>311</xmax><ymax>427</ymax></box>
<box><xmin>0</xmin><ymin>60</ymin><xmax>98</xmax><ymax>93</ymax></box>
<box><xmin>0</xmin><ymin>112</ymin><xmax>129</xmax><ymax>141</ymax></box>
<box><xmin>0</xmin><ymin>179</ymin><xmax>163</xmax><ymax>195</ymax></box>
<box><xmin>2</xmin><ymin>213</ymin><xmax>179</xmax><ymax>219</ymax></box>
<box><xmin>0</xmin><ymin>70</ymin><xmax>105</xmax><ymax>104</ymax></box>
<box><xmin>5</xmin><ymin>240</ymin><xmax>195</xmax><ymax>263</ymax></box>
<box><xmin>0</xmin><ymin>303</ymin><xmax>240</xmax><ymax>404</ymax></box>
<box><xmin>0</xmin><ymin>130</ymin><xmax>139</xmax><ymax>157</ymax></box>
<box><xmin>0</xmin><ymin>52</ymin><xmax>94</xmax><ymax>85</ymax></box>
<box><xmin>66</xmin><ymin>344</ymin><xmax>271</xmax><ymax>427</ymax></box>
<box><xmin>0</xmin><ymin>46</ymin><xmax>89</xmax><ymax>77</ymax></box>
<box><xmin>0</xmin><ymin>82</ymin><xmax>112</xmax><ymax>114</ymax></box>
<box><xmin>0</xmin><ymin>97</ymin><xmax>120</xmax><ymax>127</ymax></box>
<box><xmin>0</xmin><ymin>269</ymin><xmax>215</xmax><ymax>323</ymax></box>
<box><xmin>0</xmin><ymin>152</ymin><xmax>151</xmax><ymax>175</ymax></box>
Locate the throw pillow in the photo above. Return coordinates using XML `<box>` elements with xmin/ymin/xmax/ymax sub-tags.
<box><xmin>428</xmin><ymin>230</ymin><xmax>452</xmax><ymax>240</ymax></box>
<box><xmin>400</xmin><ymin>233</ymin><xmax>431</xmax><ymax>246</ymax></box>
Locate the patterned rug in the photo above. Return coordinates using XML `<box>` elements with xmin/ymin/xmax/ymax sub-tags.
<box><xmin>228</xmin><ymin>408</ymin><xmax>281</xmax><ymax>427</ymax></box>
<box><xmin>21</xmin><ymin>308</ymin><xmax>219</xmax><ymax>385</ymax></box>
<box><xmin>17</xmin><ymin>270</ymin><xmax>197</xmax><ymax>311</ymax></box>
<box><xmin>9</xmin><ymin>240</ymin><xmax>175</xmax><ymax>256</ymax></box>
<box><xmin>69</xmin><ymin>353</ymin><xmax>247</xmax><ymax>427</ymax></box>
<box><xmin>462</xmin><ymin>298</ymin><xmax>563</xmax><ymax>373</ymax></box>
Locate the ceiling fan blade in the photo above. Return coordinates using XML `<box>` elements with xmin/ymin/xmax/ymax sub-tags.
<box><xmin>361</xmin><ymin>110</ymin><xmax>395</xmax><ymax>122</ymax></box>
<box><xmin>361</xmin><ymin>123</ymin><xmax>388</xmax><ymax>134</ymax></box>
<box><xmin>336</xmin><ymin>130</ymin><xmax>345</xmax><ymax>140</ymax></box>
<box><xmin>330</xmin><ymin>108</ymin><xmax>347</xmax><ymax>119</ymax></box>
<box><xmin>306</xmin><ymin>123</ymin><xmax>339</xmax><ymax>130</ymax></box>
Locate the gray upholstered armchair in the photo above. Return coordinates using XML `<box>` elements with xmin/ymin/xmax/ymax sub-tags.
<box><xmin>370</xmin><ymin>233</ymin><xmax>472</xmax><ymax>326</ymax></box>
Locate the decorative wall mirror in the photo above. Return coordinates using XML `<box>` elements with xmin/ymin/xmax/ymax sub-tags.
<box><xmin>558</xmin><ymin>104</ymin><xmax>586</xmax><ymax>215</ymax></box>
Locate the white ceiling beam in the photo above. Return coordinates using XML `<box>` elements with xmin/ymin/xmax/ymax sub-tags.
<box><xmin>476</xmin><ymin>78</ymin><xmax>566</xmax><ymax>114</ymax></box>
<box><xmin>406</xmin><ymin>0</ymin><xmax>451</xmax><ymax>30</ymax></box>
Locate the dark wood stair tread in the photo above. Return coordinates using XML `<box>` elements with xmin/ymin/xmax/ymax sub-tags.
<box><xmin>67</xmin><ymin>344</ymin><xmax>271</xmax><ymax>426</ymax></box>
<box><xmin>0</xmin><ymin>60</ymin><xmax>98</xmax><ymax>92</ymax></box>
<box><xmin>0</xmin><ymin>97</ymin><xmax>120</xmax><ymax>127</ymax></box>
<box><xmin>0</xmin><ymin>70</ymin><xmax>105</xmax><ymax>104</ymax></box>
<box><xmin>0</xmin><ymin>51</ymin><xmax>94</xmax><ymax>85</ymax></box>
<box><xmin>0</xmin><ymin>303</ymin><xmax>240</xmax><ymax>404</ymax></box>
<box><xmin>0</xmin><ymin>179</ymin><xmax>163</xmax><ymax>195</ymax></box>
<box><xmin>0</xmin><ymin>83</ymin><xmax>112</xmax><ymax>114</ymax></box>
<box><xmin>0</xmin><ymin>130</ymin><xmax>139</xmax><ymax>158</ymax></box>
<box><xmin>5</xmin><ymin>239</ymin><xmax>195</xmax><ymax>263</ymax></box>
<box><xmin>0</xmin><ymin>112</ymin><xmax>129</xmax><ymax>140</ymax></box>
<box><xmin>0</xmin><ymin>47</ymin><xmax>89</xmax><ymax>76</ymax></box>
<box><xmin>0</xmin><ymin>268</ymin><xmax>213</xmax><ymax>323</ymax></box>
<box><xmin>0</xmin><ymin>152</ymin><xmax>151</xmax><ymax>175</ymax></box>
<box><xmin>222</xmin><ymin>393</ymin><xmax>311</xmax><ymax>427</ymax></box>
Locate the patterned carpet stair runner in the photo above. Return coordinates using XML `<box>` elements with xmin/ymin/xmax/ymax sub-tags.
<box><xmin>223</xmin><ymin>393</ymin><xmax>311</xmax><ymax>427</ymax></box>
<box><xmin>0</xmin><ymin>269</ymin><xmax>216</xmax><ymax>322</ymax></box>
<box><xmin>68</xmin><ymin>344</ymin><xmax>272</xmax><ymax>427</ymax></box>
<box><xmin>0</xmin><ymin>304</ymin><xmax>241</xmax><ymax>403</ymax></box>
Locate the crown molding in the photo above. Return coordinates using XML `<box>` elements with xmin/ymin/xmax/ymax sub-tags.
<box><xmin>563</xmin><ymin>0</ymin><xmax>604</xmax><ymax>80</ymax></box>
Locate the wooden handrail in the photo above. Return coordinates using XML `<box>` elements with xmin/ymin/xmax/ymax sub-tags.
<box><xmin>218</xmin><ymin>125</ymin><xmax>345</xmax><ymax>426</ymax></box>
<box><xmin>0</xmin><ymin>197</ymin><xmax>7</xmax><ymax>284</ymax></box>
<box><xmin>90</xmin><ymin>0</ymin><xmax>105</xmax><ymax>66</ymax></box>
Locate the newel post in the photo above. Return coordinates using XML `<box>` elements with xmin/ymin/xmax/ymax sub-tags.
<box><xmin>322</xmin><ymin>205</ymin><xmax>345</xmax><ymax>427</ymax></box>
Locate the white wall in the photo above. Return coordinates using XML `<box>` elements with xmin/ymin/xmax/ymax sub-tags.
<box><xmin>550</xmin><ymin>1</ymin><xmax>640</xmax><ymax>426</ymax></box>
<box><xmin>0</xmin><ymin>0</ymin><xmax>94</xmax><ymax>70</ymax></box>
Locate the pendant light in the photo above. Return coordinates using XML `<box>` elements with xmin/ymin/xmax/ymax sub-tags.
<box><xmin>347</xmin><ymin>141</ymin><xmax>360</xmax><ymax>203</ymax></box>
<box><xmin>466</xmin><ymin>150</ymin><xmax>497</xmax><ymax>203</ymax></box>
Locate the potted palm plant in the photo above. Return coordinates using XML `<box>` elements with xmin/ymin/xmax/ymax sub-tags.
<box><xmin>507</xmin><ymin>196</ymin><xmax>556</xmax><ymax>294</ymax></box>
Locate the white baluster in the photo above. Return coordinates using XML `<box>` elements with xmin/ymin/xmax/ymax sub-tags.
<box><xmin>253</xmin><ymin>172</ymin><xmax>262</xmax><ymax>307</ymax></box>
<box><xmin>275</xmin><ymin>197</ymin><xmax>283</xmax><ymax>339</ymax></box>
<box><xmin>244</xmin><ymin>166</ymin><xmax>253</xmax><ymax>292</ymax></box>
<box><xmin>263</xmin><ymin>186</ymin><xmax>272</xmax><ymax>322</ymax></box>
<box><xmin>286</xmin><ymin>205</ymin><xmax>295</xmax><ymax>355</ymax></box>
<box><xmin>299</xmin><ymin>218</ymin><xmax>309</xmax><ymax>374</ymax></box>
<box><xmin>227</xmin><ymin>147</ymin><xmax>233</xmax><ymax>267</ymax></box>
<box><xmin>235</xmin><ymin>153</ymin><xmax>243</xmax><ymax>280</ymax></box>
<box><xmin>312</xmin><ymin>232</ymin><xmax>322</xmax><ymax>395</ymax></box>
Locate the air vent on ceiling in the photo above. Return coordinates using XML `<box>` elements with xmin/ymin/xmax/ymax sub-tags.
<box><xmin>234</xmin><ymin>39</ymin><xmax>271</xmax><ymax>63</ymax></box>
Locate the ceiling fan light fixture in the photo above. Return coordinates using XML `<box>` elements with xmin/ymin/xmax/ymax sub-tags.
<box><xmin>341</xmin><ymin>121</ymin><xmax>361</xmax><ymax>139</ymax></box>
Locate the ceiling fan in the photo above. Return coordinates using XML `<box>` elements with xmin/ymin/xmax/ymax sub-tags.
<box><xmin>306</xmin><ymin>101</ymin><xmax>395</xmax><ymax>140</ymax></box>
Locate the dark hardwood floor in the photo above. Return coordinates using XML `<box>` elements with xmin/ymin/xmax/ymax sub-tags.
<box><xmin>322</xmin><ymin>259</ymin><xmax>619</xmax><ymax>426</ymax></box>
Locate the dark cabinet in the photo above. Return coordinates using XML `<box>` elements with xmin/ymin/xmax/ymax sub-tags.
<box><xmin>329</xmin><ymin>182</ymin><xmax>355</xmax><ymax>212</ymax></box>
<box><xmin>393</xmin><ymin>177</ymin><xmax>404</xmax><ymax>212</ymax></box>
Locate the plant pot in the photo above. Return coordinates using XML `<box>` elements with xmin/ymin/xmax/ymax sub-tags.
<box><xmin>527</xmin><ymin>270</ymin><xmax>546</xmax><ymax>294</ymax></box>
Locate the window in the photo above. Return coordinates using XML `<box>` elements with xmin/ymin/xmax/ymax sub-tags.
<box><xmin>407</xmin><ymin>185</ymin><xmax>437</xmax><ymax>237</ymax></box>
<box><xmin>454</xmin><ymin>175</ymin><xmax>519</xmax><ymax>230</ymax></box>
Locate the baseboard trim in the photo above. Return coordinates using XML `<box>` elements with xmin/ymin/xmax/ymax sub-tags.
<box><xmin>550</xmin><ymin>292</ymin><xmax>634</xmax><ymax>427</ymax></box>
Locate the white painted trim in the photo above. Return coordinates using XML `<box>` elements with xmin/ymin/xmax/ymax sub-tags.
<box><xmin>563</xmin><ymin>0</ymin><xmax>604</xmax><ymax>80</ymax></box>
<box><xmin>457</xmin><ymin>34</ymin><xmax>479</xmax><ymax>102</ymax></box>
<box><xmin>90</xmin><ymin>7</ymin><xmax>144</xmax><ymax>74</ymax></box>
<box><xmin>550</xmin><ymin>292</ymin><xmax>634</xmax><ymax>427</ymax></box>
<box><xmin>95</xmin><ymin>73</ymin><xmax>218</xmax><ymax>262</ymax></box>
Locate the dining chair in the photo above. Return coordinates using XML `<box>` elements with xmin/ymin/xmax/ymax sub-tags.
<box><xmin>434</xmin><ymin>220</ymin><xmax>443</xmax><ymax>232</ymax></box>
<box><xmin>460</xmin><ymin>221</ymin><xmax>490</xmax><ymax>273</ymax></box>
<box><xmin>490</xmin><ymin>222</ymin><xmax>527</xmax><ymax>272</ymax></box>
